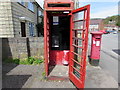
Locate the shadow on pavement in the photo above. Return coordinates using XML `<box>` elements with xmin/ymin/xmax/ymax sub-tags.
<box><xmin>2</xmin><ymin>75</ymin><xmax>31</xmax><ymax>88</ymax></box>
<box><xmin>2</xmin><ymin>63</ymin><xmax>32</xmax><ymax>89</ymax></box>
<box><xmin>112</xmin><ymin>49</ymin><xmax>120</xmax><ymax>55</ymax></box>
<box><xmin>2</xmin><ymin>38</ymin><xmax>32</xmax><ymax>89</ymax></box>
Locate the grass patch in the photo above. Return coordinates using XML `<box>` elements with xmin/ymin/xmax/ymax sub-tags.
<box><xmin>42</xmin><ymin>72</ymin><xmax>46</xmax><ymax>77</ymax></box>
<box><xmin>4</xmin><ymin>57</ymin><xmax>44</xmax><ymax>65</ymax></box>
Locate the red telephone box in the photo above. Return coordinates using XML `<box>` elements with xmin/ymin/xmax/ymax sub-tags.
<box><xmin>44</xmin><ymin>0</ymin><xmax>90</xmax><ymax>88</ymax></box>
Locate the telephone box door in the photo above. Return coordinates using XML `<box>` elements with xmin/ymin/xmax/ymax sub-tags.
<box><xmin>69</xmin><ymin>5</ymin><xmax>90</xmax><ymax>88</ymax></box>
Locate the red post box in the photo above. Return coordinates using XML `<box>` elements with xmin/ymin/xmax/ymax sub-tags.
<box><xmin>90</xmin><ymin>31</ymin><xmax>103</xmax><ymax>66</ymax></box>
<box><xmin>44</xmin><ymin>0</ymin><xmax>90</xmax><ymax>88</ymax></box>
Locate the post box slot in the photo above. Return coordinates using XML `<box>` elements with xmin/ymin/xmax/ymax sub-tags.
<box><xmin>96</xmin><ymin>38</ymin><xmax>100</xmax><ymax>39</ymax></box>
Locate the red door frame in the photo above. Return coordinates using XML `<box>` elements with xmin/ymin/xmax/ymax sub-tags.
<box><xmin>44</xmin><ymin>11</ymin><xmax>48</xmax><ymax>76</ymax></box>
<box><xmin>44</xmin><ymin>2</ymin><xmax>90</xmax><ymax>88</ymax></box>
<box><xmin>44</xmin><ymin>0</ymin><xmax>74</xmax><ymax>77</ymax></box>
<box><xmin>69</xmin><ymin>5</ymin><xmax>90</xmax><ymax>88</ymax></box>
<box><xmin>44</xmin><ymin>11</ymin><xmax>51</xmax><ymax>76</ymax></box>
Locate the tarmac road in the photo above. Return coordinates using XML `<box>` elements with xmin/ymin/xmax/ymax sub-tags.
<box><xmin>88</xmin><ymin>32</ymin><xmax>119</xmax><ymax>85</ymax></box>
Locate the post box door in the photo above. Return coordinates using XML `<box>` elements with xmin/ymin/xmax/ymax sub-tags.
<box><xmin>69</xmin><ymin>5</ymin><xmax>90</xmax><ymax>88</ymax></box>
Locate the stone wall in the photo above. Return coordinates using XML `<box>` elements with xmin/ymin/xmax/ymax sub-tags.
<box><xmin>2</xmin><ymin>37</ymin><xmax>44</xmax><ymax>60</ymax></box>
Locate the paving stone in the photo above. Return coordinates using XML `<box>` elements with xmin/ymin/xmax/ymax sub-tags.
<box><xmin>2</xmin><ymin>63</ymin><xmax>118</xmax><ymax>89</ymax></box>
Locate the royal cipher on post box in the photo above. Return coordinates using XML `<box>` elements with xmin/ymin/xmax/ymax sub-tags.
<box><xmin>44</xmin><ymin>0</ymin><xmax>90</xmax><ymax>88</ymax></box>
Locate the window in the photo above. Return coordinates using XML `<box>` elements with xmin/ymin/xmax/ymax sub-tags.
<box><xmin>38</xmin><ymin>11</ymin><xmax>42</xmax><ymax>16</ymax></box>
<box><xmin>28</xmin><ymin>2</ymin><xmax>34</xmax><ymax>12</ymax></box>
<box><xmin>18</xmin><ymin>0</ymin><xmax>25</xmax><ymax>6</ymax></box>
<box><xmin>29</xmin><ymin>23</ymin><xmax>34</xmax><ymax>36</ymax></box>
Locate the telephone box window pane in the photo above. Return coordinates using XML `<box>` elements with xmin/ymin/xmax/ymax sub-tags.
<box><xmin>73</xmin><ymin>30</ymin><xmax>83</xmax><ymax>38</ymax></box>
<box><xmin>73</xmin><ymin>62</ymin><xmax>81</xmax><ymax>78</ymax></box>
<box><xmin>73</xmin><ymin>39</ymin><xmax>82</xmax><ymax>47</ymax></box>
<box><xmin>73</xmin><ymin>68</ymin><xmax>80</xmax><ymax>78</ymax></box>
<box><xmin>74</xmin><ymin>47</ymin><xmax>82</xmax><ymax>55</ymax></box>
<box><xmin>48</xmin><ymin>4</ymin><xmax>70</xmax><ymax>7</ymax></box>
<box><xmin>73</xmin><ymin>51</ymin><xmax>82</xmax><ymax>63</ymax></box>
<box><xmin>74</xmin><ymin>21</ymin><xmax>84</xmax><ymax>29</ymax></box>
<box><xmin>74</xmin><ymin>11</ymin><xmax>84</xmax><ymax>21</ymax></box>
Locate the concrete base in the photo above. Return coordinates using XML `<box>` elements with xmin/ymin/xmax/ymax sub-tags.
<box><xmin>47</xmin><ymin>65</ymin><xmax>69</xmax><ymax>81</ymax></box>
<box><xmin>89</xmin><ymin>58</ymin><xmax>99</xmax><ymax>66</ymax></box>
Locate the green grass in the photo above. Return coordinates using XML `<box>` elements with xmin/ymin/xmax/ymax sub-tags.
<box><xmin>4</xmin><ymin>57</ymin><xmax>44</xmax><ymax>65</ymax></box>
<box><xmin>42</xmin><ymin>72</ymin><xmax>46</xmax><ymax>77</ymax></box>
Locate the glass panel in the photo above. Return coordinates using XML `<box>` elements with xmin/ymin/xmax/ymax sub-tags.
<box><xmin>73</xmin><ymin>11</ymin><xmax>84</xmax><ymax>21</ymax></box>
<box><xmin>73</xmin><ymin>30</ymin><xmax>82</xmax><ymax>38</ymax></box>
<box><xmin>28</xmin><ymin>2</ymin><xmax>34</xmax><ymax>12</ymax></box>
<box><xmin>77</xmin><ymin>31</ymin><xmax>82</xmax><ymax>38</ymax></box>
<box><xmin>73</xmin><ymin>39</ymin><xmax>77</xmax><ymax>46</ymax></box>
<box><xmin>73</xmin><ymin>62</ymin><xmax>81</xmax><ymax>78</ymax></box>
<box><xmin>74</xmin><ymin>47</ymin><xmax>82</xmax><ymax>55</ymax></box>
<box><xmin>38</xmin><ymin>11</ymin><xmax>42</xmax><ymax>16</ymax></box>
<box><xmin>73</xmin><ymin>54</ymin><xmax>82</xmax><ymax>63</ymax></box>
<box><xmin>73</xmin><ymin>70</ymin><xmax>80</xmax><ymax>78</ymax></box>
<box><xmin>73</xmin><ymin>39</ymin><xmax>82</xmax><ymax>46</ymax></box>
<box><xmin>74</xmin><ymin>62</ymin><xmax>81</xmax><ymax>70</ymax></box>
<box><xmin>29</xmin><ymin>23</ymin><xmax>34</xmax><ymax>36</ymax></box>
<box><xmin>18</xmin><ymin>0</ymin><xmax>25</xmax><ymax>6</ymax></box>
<box><xmin>78</xmin><ymin>48</ymin><xmax>82</xmax><ymax>55</ymax></box>
<box><xmin>78</xmin><ymin>40</ymin><xmax>82</xmax><ymax>46</ymax></box>
<box><xmin>74</xmin><ymin>21</ymin><xmax>84</xmax><ymax>29</ymax></box>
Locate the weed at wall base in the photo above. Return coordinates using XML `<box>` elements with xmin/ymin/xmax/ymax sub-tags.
<box><xmin>3</xmin><ymin>57</ymin><xmax>44</xmax><ymax>65</ymax></box>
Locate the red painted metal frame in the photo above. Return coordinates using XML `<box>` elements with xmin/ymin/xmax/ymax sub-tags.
<box><xmin>69</xmin><ymin>5</ymin><xmax>90</xmax><ymax>89</ymax></box>
<box><xmin>44</xmin><ymin>1</ymin><xmax>74</xmax><ymax>11</ymax></box>
<box><xmin>44</xmin><ymin>11</ymin><xmax>49</xmax><ymax>76</ymax></box>
<box><xmin>44</xmin><ymin>0</ymin><xmax>90</xmax><ymax>88</ymax></box>
<box><xmin>44</xmin><ymin>0</ymin><xmax>74</xmax><ymax>77</ymax></box>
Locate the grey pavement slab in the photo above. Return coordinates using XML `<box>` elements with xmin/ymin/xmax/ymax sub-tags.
<box><xmin>49</xmin><ymin>65</ymin><xmax>69</xmax><ymax>77</ymax></box>
<box><xmin>2</xmin><ymin>63</ymin><xmax>44</xmax><ymax>88</ymax></box>
<box><xmin>30</xmin><ymin>79</ymin><xmax>75</xmax><ymax>88</ymax></box>
<box><xmin>2</xmin><ymin>63</ymin><xmax>118</xmax><ymax>88</ymax></box>
<box><xmin>2</xmin><ymin>63</ymin><xmax>76</xmax><ymax>88</ymax></box>
<box><xmin>85</xmin><ymin>64</ymin><xmax>118</xmax><ymax>88</ymax></box>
